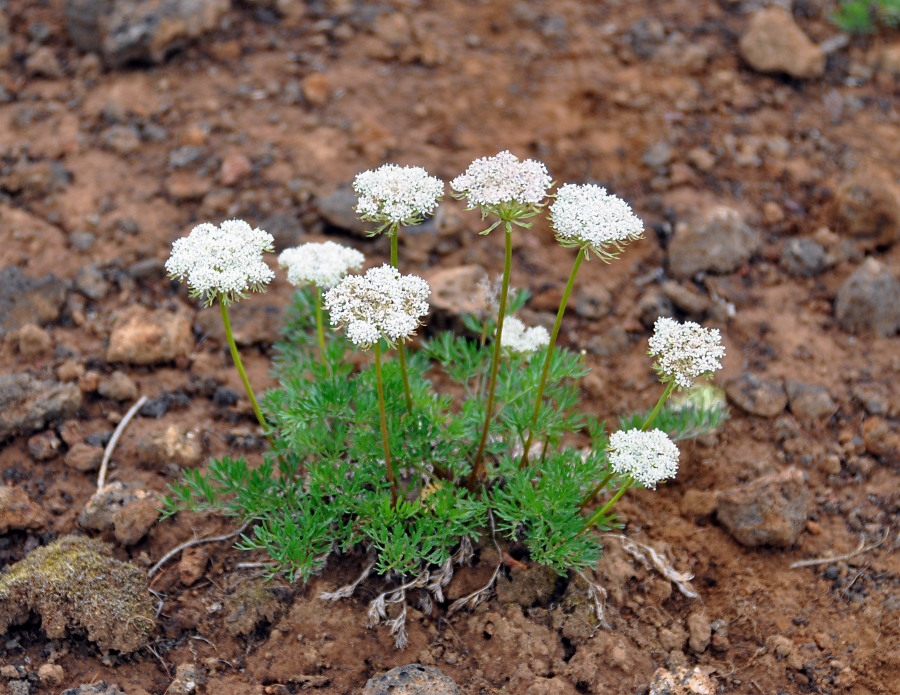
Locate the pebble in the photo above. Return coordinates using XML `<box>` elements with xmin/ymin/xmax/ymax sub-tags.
<box><xmin>11</xmin><ymin>323</ymin><xmax>53</xmax><ymax>356</ymax></box>
<box><xmin>27</xmin><ymin>430</ymin><xmax>63</xmax><ymax>460</ymax></box>
<box><xmin>573</xmin><ymin>283</ymin><xmax>611</xmax><ymax>319</ymax></box>
<box><xmin>107</xmin><ymin>307</ymin><xmax>194</xmax><ymax>365</ymax></box>
<box><xmin>784</xmin><ymin>380</ymin><xmax>836</xmax><ymax>421</ymax></box>
<box><xmin>668</xmin><ymin>207</ymin><xmax>759</xmax><ymax>279</ymax></box>
<box><xmin>258</xmin><ymin>212</ymin><xmax>307</xmax><ymax>251</ymax></box>
<box><xmin>178</xmin><ymin>546</ymin><xmax>208</xmax><ymax>587</ymax></box>
<box><xmin>648</xmin><ymin>666</ymin><xmax>716</xmax><ymax>695</ymax></box>
<box><xmin>834</xmin><ymin>257</ymin><xmax>900</xmax><ymax>337</ymax></box>
<box><xmin>37</xmin><ymin>664</ymin><xmax>64</xmax><ymax>688</ymax></box>
<box><xmin>738</xmin><ymin>7</ymin><xmax>824</xmax><ymax>79</ymax></box>
<box><xmin>0</xmin><ymin>266</ymin><xmax>68</xmax><ymax>333</ymax></box>
<box><xmin>219</xmin><ymin>153</ymin><xmax>253</xmax><ymax>186</ymax></box>
<box><xmin>716</xmin><ymin>467</ymin><xmax>810</xmax><ymax>547</ymax></box>
<box><xmin>164</xmin><ymin>172</ymin><xmax>213</xmax><ymax>201</ymax></box>
<box><xmin>0</xmin><ymin>373</ymin><xmax>82</xmax><ymax>442</ymax></box>
<box><xmin>0</xmin><ymin>485</ymin><xmax>47</xmax><ymax>533</ymax></box>
<box><xmin>861</xmin><ymin>416</ymin><xmax>900</xmax><ymax>464</ymax></box>
<box><xmin>100</xmin><ymin>125</ymin><xmax>142</xmax><ymax>154</ymax></box>
<box><xmin>661</xmin><ymin>280</ymin><xmax>712</xmax><ymax>316</ymax></box>
<box><xmin>75</xmin><ymin>264</ymin><xmax>109</xmax><ymax>300</ymax></box>
<box><xmin>724</xmin><ymin>373</ymin><xmax>787</xmax><ymax>417</ymax></box>
<box><xmin>168</xmin><ymin>663</ymin><xmax>205</xmax><ymax>695</ymax></box>
<box><xmin>137</xmin><ymin>424</ymin><xmax>204</xmax><ymax>469</ymax></box>
<box><xmin>686</xmin><ymin>613</ymin><xmax>711</xmax><ymax>653</ymax></box>
<box><xmin>585</xmin><ymin>325</ymin><xmax>630</xmax><ymax>358</ymax></box>
<box><xmin>851</xmin><ymin>382</ymin><xmax>891</xmax><ymax>416</ymax></box>
<box><xmin>362</xmin><ymin>664</ymin><xmax>459</xmax><ymax>695</ymax></box>
<box><xmin>780</xmin><ymin>238</ymin><xmax>828</xmax><ymax>277</ymax></box>
<box><xmin>98</xmin><ymin>371</ymin><xmax>139</xmax><ymax>402</ymax></box>
<box><xmin>835</xmin><ymin>168</ymin><xmax>900</xmax><ymax>249</ymax></box>
<box><xmin>64</xmin><ymin>442</ymin><xmax>104</xmax><ymax>472</ymax></box>
<box><xmin>25</xmin><ymin>46</ymin><xmax>64</xmax><ymax>79</ymax></box>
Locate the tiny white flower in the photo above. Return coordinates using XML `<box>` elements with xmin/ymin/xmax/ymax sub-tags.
<box><xmin>278</xmin><ymin>241</ymin><xmax>365</xmax><ymax>290</ymax></box>
<box><xmin>165</xmin><ymin>219</ymin><xmax>274</xmax><ymax>307</ymax></box>
<box><xmin>353</xmin><ymin>164</ymin><xmax>444</xmax><ymax>229</ymax></box>
<box><xmin>550</xmin><ymin>183</ymin><xmax>644</xmax><ymax>260</ymax></box>
<box><xmin>451</xmin><ymin>150</ymin><xmax>551</xmax><ymax>210</ymax></box>
<box><xmin>648</xmin><ymin>317</ymin><xmax>725</xmax><ymax>390</ymax></box>
<box><xmin>608</xmin><ymin>428</ymin><xmax>679</xmax><ymax>489</ymax></box>
<box><xmin>324</xmin><ymin>264</ymin><xmax>430</xmax><ymax>348</ymax></box>
<box><xmin>500</xmin><ymin>316</ymin><xmax>550</xmax><ymax>356</ymax></box>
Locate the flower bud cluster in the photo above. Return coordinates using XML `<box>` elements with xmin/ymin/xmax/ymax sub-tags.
<box><xmin>500</xmin><ymin>316</ymin><xmax>550</xmax><ymax>356</ymax></box>
<box><xmin>278</xmin><ymin>242</ymin><xmax>365</xmax><ymax>289</ymax></box>
<box><xmin>608</xmin><ymin>428</ymin><xmax>679</xmax><ymax>489</ymax></box>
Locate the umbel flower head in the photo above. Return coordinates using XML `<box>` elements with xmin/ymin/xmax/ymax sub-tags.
<box><xmin>353</xmin><ymin>164</ymin><xmax>444</xmax><ymax>231</ymax></box>
<box><xmin>278</xmin><ymin>241</ymin><xmax>365</xmax><ymax>289</ymax></box>
<box><xmin>550</xmin><ymin>183</ymin><xmax>644</xmax><ymax>261</ymax></box>
<box><xmin>500</xmin><ymin>316</ymin><xmax>550</xmax><ymax>356</ymax></box>
<box><xmin>608</xmin><ymin>428</ymin><xmax>680</xmax><ymax>489</ymax></box>
<box><xmin>648</xmin><ymin>317</ymin><xmax>725</xmax><ymax>390</ymax></box>
<box><xmin>451</xmin><ymin>150</ymin><xmax>552</xmax><ymax>230</ymax></box>
<box><xmin>165</xmin><ymin>219</ymin><xmax>274</xmax><ymax>307</ymax></box>
<box><xmin>324</xmin><ymin>264</ymin><xmax>430</xmax><ymax>348</ymax></box>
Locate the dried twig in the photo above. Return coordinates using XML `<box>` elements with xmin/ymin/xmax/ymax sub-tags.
<box><xmin>97</xmin><ymin>395</ymin><xmax>148</xmax><ymax>493</ymax></box>
<box><xmin>147</xmin><ymin>521</ymin><xmax>249</xmax><ymax>578</ymax></box>
<box><xmin>789</xmin><ymin>532</ymin><xmax>890</xmax><ymax>569</ymax></box>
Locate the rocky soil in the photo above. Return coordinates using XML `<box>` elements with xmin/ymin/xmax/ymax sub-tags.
<box><xmin>1</xmin><ymin>0</ymin><xmax>900</xmax><ymax>693</ymax></box>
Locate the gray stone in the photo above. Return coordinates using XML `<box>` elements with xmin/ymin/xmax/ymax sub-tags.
<box><xmin>0</xmin><ymin>374</ymin><xmax>82</xmax><ymax>442</ymax></box>
<box><xmin>835</xmin><ymin>168</ymin><xmax>900</xmax><ymax>249</ymax></box>
<box><xmin>0</xmin><ymin>267</ymin><xmax>68</xmax><ymax>332</ymax></box>
<box><xmin>739</xmin><ymin>7</ymin><xmax>824</xmax><ymax>79</ymax></box>
<box><xmin>65</xmin><ymin>0</ymin><xmax>230</xmax><ymax>67</ymax></box>
<box><xmin>784</xmin><ymin>380</ymin><xmax>835</xmax><ymax>420</ymax></box>
<box><xmin>573</xmin><ymin>283</ymin><xmax>611</xmax><ymax>319</ymax></box>
<box><xmin>643</xmin><ymin>141</ymin><xmax>673</xmax><ymax>168</ymax></box>
<box><xmin>637</xmin><ymin>289</ymin><xmax>675</xmax><ymax>329</ymax></box>
<box><xmin>661</xmin><ymin>280</ymin><xmax>712</xmax><ymax>316</ymax></box>
<box><xmin>834</xmin><ymin>257</ymin><xmax>900</xmax><ymax>337</ymax></box>
<box><xmin>716</xmin><ymin>468</ymin><xmax>810</xmax><ymax>547</ymax></box>
<box><xmin>362</xmin><ymin>664</ymin><xmax>459</xmax><ymax>695</ymax></box>
<box><xmin>107</xmin><ymin>307</ymin><xmax>194</xmax><ymax>364</ymax></box>
<box><xmin>27</xmin><ymin>430</ymin><xmax>63</xmax><ymax>461</ymax></box>
<box><xmin>668</xmin><ymin>207</ymin><xmax>759</xmax><ymax>279</ymax></box>
<box><xmin>76</xmin><ymin>264</ymin><xmax>109</xmax><ymax>300</ymax></box>
<box><xmin>724</xmin><ymin>373</ymin><xmax>787</xmax><ymax>418</ymax></box>
<box><xmin>780</xmin><ymin>238</ymin><xmax>828</xmax><ymax>277</ymax></box>
<box><xmin>61</xmin><ymin>683</ymin><xmax>127</xmax><ymax>695</ymax></box>
<box><xmin>259</xmin><ymin>212</ymin><xmax>306</xmax><ymax>251</ymax></box>
<box><xmin>317</xmin><ymin>186</ymin><xmax>370</xmax><ymax>236</ymax></box>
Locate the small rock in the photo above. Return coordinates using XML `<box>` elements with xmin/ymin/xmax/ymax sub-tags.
<box><xmin>861</xmin><ymin>417</ymin><xmax>900</xmax><ymax>464</ymax></box>
<box><xmin>661</xmin><ymin>281</ymin><xmax>712</xmax><ymax>316</ymax></box>
<box><xmin>668</xmin><ymin>207</ymin><xmax>759</xmax><ymax>279</ymax></box>
<box><xmin>648</xmin><ymin>666</ymin><xmax>716</xmax><ymax>695</ymax></box>
<box><xmin>1</xmin><ymin>665</ymin><xmax>23</xmax><ymax>678</ymax></box>
<box><xmin>25</xmin><ymin>46</ymin><xmax>64</xmax><ymax>79</ymax></box>
<box><xmin>168</xmin><ymin>663</ymin><xmax>205</xmax><ymax>695</ymax></box>
<box><xmin>302</xmin><ymin>73</ymin><xmax>331</xmax><ymax>105</ymax></box>
<box><xmin>0</xmin><ymin>267</ymin><xmax>68</xmax><ymax>333</ymax></box>
<box><xmin>362</xmin><ymin>664</ymin><xmax>459</xmax><ymax>695</ymax></box>
<box><xmin>0</xmin><ymin>373</ymin><xmax>82</xmax><ymax>442</ymax></box>
<box><xmin>716</xmin><ymin>467</ymin><xmax>810</xmax><ymax>547</ymax></box>
<box><xmin>27</xmin><ymin>430</ymin><xmax>63</xmax><ymax>460</ymax></box>
<box><xmin>137</xmin><ymin>425</ymin><xmax>203</xmax><ymax>469</ymax></box>
<box><xmin>686</xmin><ymin>613</ymin><xmax>711</xmax><ymax>653</ymax></box>
<box><xmin>78</xmin><ymin>370</ymin><xmax>102</xmax><ymax>394</ymax></box>
<box><xmin>0</xmin><ymin>485</ymin><xmax>48</xmax><ymax>533</ymax></box>
<box><xmin>835</xmin><ymin>168</ymin><xmax>900</xmax><ymax>249</ymax></box>
<box><xmin>784</xmin><ymin>380</ymin><xmax>835</xmax><ymax>420</ymax></box>
<box><xmin>8</xmin><ymin>680</ymin><xmax>29</xmax><ymax>695</ymax></box>
<box><xmin>57</xmin><ymin>359</ymin><xmax>86</xmax><ymax>382</ymax></box>
<box><xmin>768</xmin><ymin>635</ymin><xmax>804</xmax><ymax>670</ymax></box>
<box><xmin>724</xmin><ymin>373</ymin><xmax>788</xmax><ymax>417</ymax></box>
<box><xmin>76</xmin><ymin>264</ymin><xmax>109</xmax><ymax>300</ymax></box>
<box><xmin>851</xmin><ymin>382</ymin><xmax>891</xmax><ymax>416</ymax></box>
<box><xmin>258</xmin><ymin>212</ymin><xmax>306</xmax><ymax>251</ymax></box>
<box><xmin>196</xmin><ymin>301</ymin><xmax>282</xmax><ymax>347</ymax></box>
<box><xmin>65</xmin><ymin>442</ymin><xmax>104</xmax><ymax>472</ymax></box>
<box><xmin>107</xmin><ymin>307</ymin><xmax>194</xmax><ymax>365</ymax></box>
<box><xmin>637</xmin><ymin>288</ymin><xmax>676</xmax><ymax>328</ymax></box>
<box><xmin>834</xmin><ymin>257</ymin><xmax>900</xmax><ymax>337</ymax></box>
<box><xmin>12</xmin><ymin>324</ymin><xmax>53</xmax><ymax>356</ymax></box>
<box><xmin>61</xmin><ymin>684</ymin><xmax>127</xmax><ymax>695</ymax></box>
<box><xmin>739</xmin><ymin>7</ymin><xmax>824</xmax><ymax>79</ymax></box>
<box><xmin>573</xmin><ymin>283</ymin><xmax>611</xmax><ymax>319</ymax></box>
<box><xmin>219</xmin><ymin>153</ymin><xmax>252</xmax><ymax>186</ymax></box>
<box><xmin>178</xmin><ymin>546</ymin><xmax>207</xmax><ymax>587</ymax></box>
<box><xmin>424</xmin><ymin>265</ymin><xmax>489</xmax><ymax>329</ymax></box>
<box><xmin>37</xmin><ymin>664</ymin><xmax>65</xmax><ymax>688</ymax></box>
<box><xmin>165</xmin><ymin>172</ymin><xmax>213</xmax><ymax>201</ymax></box>
<box><xmin>780</xmin><ymin>238</ymin><xmax>828</xmax><ymax>277</ymax></box>
<box><xmin>81</xmin><ymin>483</ymin><xmax>160</xmax><ymax>546</ymax></box>
<box><xmin>317</xmin><ymin>186</ymin><xmax>370</xmax><ymax>236</ymax></box>
<box><xmin>98</xmin><ymin>371</ymin><xmax>139</xmax><ymax>402</ymax></box>
<box><xmin>585</xmin><ymin>325</ymin><xmax>630</xmax><ymax>358</ymax></box>
<box><xmin>643</xmin><ymin>141</ymin><xmax>673</xmax><ymax>169</ymax></box>
<box><xmin>100</xmin><ymin>125</ymin><xmax>142</xmax><ymax>154</ymax></box>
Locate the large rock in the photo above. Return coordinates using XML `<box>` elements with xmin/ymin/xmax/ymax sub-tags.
<box><xmin>64</xmin><ymin>0</ymin><xmax>230</xmax><ymax>67</ymax></box>
<box><xmin>317</xmin><ymin>186</ymin><xmax>370</xmax><ymax>237</ymax></box>
<box><xmin>424</xmin><ymin>265</ymin><xmax>489</xmax><ymax>330</ymax></box>
<box><xmin>835</xmin><ymin>168</ymin><xmax>900</xmax><ymax>249</ymax></box>
<box><xmin>0</xmin><ymin>267</ymin><xmax>68</xmax><ymax>333</ymax></box>
<box><xmin>0</xmin><ymin>374</ymin><xmax>82</xmax><ymax>442</ymax></box>
<box><xmin>107</xmin><ymin>306</ymin><xmax>194</xmax><ymax>364</ymax></box>
<box><xmin>716</xmin><ymin>468</ymin><xmax>810</xmax><ymax>547</ymax></box>
<box><xmin>739</xmin><ymin>7</ymin><xmax>825</xmax><ymax>79</ymax></box>
<box><xmin>668</xmin><ymin>207</ymin><xmax>759</xmax><ymax>279</ymax></box>
<box><xmin>834</xmin><ymin>257</ymin><xmax>900</xmax><ymax>337</ymax></box>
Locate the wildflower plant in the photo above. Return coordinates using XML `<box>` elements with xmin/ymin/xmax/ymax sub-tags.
<box><xmin>163</xmin><ymin>154</ymin><xmax>727</xmax><ymax>647</ymax></box>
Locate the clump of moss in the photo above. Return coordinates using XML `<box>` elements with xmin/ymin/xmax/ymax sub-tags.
<box><xmin>0</xmin><ymin>535</ymin><xmax>156</xmax><ymax>652</ymax></box>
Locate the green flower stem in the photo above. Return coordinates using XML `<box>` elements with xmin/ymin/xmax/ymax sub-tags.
<box><xmin>643</xmin><ymin>380</ymin><xmax>676</xmax><ymax>431</ymax></box>
<box><xmin>219</xmin><ymin>296</ymin><xmax>271</xmax><ymax>443</ymax></box>
<box><xmin>389</xmin><ymin>229</ymin><xmax>413</xmax><ymax>413</ymax></box>
<box><xmin>374</xmin><ymin>341</ymin><xmax>399</xmax><ymax>507</ymax></box>
<box><xmin>582</xmin><ymin>477</ymin><xmax>632</xmax><ymax>531</ymax></box>
<box><xmin>468</xmin><ymin>223</ymin><xmax>513</xmax><ymax>489</ymax></box>
<box><xmin>519</xmin><ymin>246</ymin><xmax>586</xmax><ymax>469</ymax></box>
<box><xmin>314</xmin><ymin>286</ymin><xmax>329</xmax><ymax>374</ymax></box>
<box><xmin>579</xmin><ymin>471</ymin><xmax>614</xmax><ymax>510</ymax></box>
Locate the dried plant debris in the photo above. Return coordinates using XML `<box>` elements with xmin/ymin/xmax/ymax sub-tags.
<box><xmin>0</xmin><ymin>535</ymin><xmax>156</xmax><ymax>652</ymax></box>
<box><xmin>223</xmin><ymin>578</ymin><xmax>291</xmax><ymax>636</ymax></box>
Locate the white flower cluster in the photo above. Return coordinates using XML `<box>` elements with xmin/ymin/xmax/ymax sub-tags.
<box><xmin>165</xmin><ymin>219</ymin><xmax>274</xmax><ymax>306</ymax></box>
<box><xmin>608</xmin><ymin>428</ymin><xmax>679</xmax><ymax>489</ymax></box>
<box><xmin>324</xmin><ymin>264</ymin><xmax>430</xmax><ymax>347</ymax></box>
<box><xmin>354</xmin><ymin>164</ymin><xmax>444</xmax><ymax>226</ymax></box>
<box><xmin>278</xmin><ymin>241</ymin><xmax>365</xmax><ymax>290</ymax></box>
<box><xmin>451</xmin><ymin>150</ymin><xmax>551</xmax><ymax>208</ymax></box>
<box><xmin>648</xmin><ymin>317</ymin><xmax>725</xmax><ymax>389</ymax></box>
<box><xmin>500</xmin><ymin>316</ymin><xmax>550</xmax><ymax>356</ymax></box>
<box><xmin>550</xmin><ymin>183</ymin><xmax>644</xmax><ymax>257</ymax></box>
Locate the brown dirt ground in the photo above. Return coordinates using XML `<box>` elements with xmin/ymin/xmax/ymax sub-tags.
<box><xmin>2</xmin><ymin>1</ymin><xmax>900</xmax><ymax>693</ymax></box>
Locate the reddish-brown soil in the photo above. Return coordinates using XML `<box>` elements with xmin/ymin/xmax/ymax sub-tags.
<box><xmin>2</xmin><ymin>1</ymin><xmax>900</xmax><ymax>693</ymax></box>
